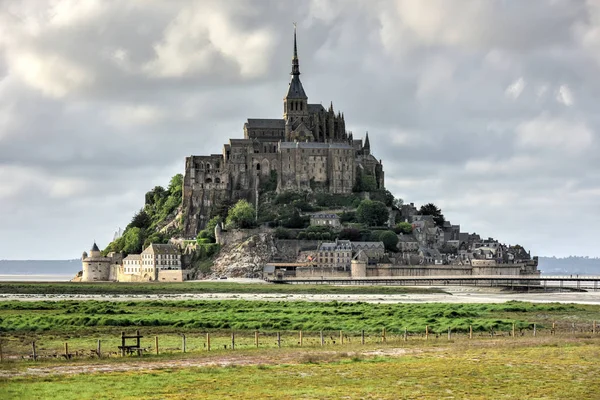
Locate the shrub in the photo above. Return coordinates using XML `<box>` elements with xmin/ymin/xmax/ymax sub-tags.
<box><xmin>356</xmin><ymin>200</ymin><xmax>388</xmax><ymax>226</ymax></box>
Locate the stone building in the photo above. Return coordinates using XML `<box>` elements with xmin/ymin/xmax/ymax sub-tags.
<box><xmin>182</xmin><ymin>28</ymin><xmax>384</xmax><ymax>237</ymax></box>
<box><xmin>140</xmin><ymin>244</ymin><xmax>182</xmax><ymax>281</ymax></box>
<box><xmin>310</xmin><ymin>213</ymin><xmax>341</xmax><ymax>228</ymax></box>
<box><xmin>81</xmin><ymin>243</ymin><xmax>122</xmax><ymax>282</ymax></box>
<box><xmin>317</xmin><ymin>239</ymin><xmax>353</xmax><ymax>270</ymax></box>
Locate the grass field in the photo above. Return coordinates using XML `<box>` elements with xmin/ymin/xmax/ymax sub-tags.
<box><xmin>0</xmin><ymin>281</ymin><xmax>445</xmax><ymax>295</ymax></box>
<box><xmin>1</xmin><ymin>338</ymin><xmax>599</xmax><ymax>399</ymax></box>
<box><xmin>0</xmin><ymin>300</ymin><xmax>598</xmax><ymax>359</ymax></box>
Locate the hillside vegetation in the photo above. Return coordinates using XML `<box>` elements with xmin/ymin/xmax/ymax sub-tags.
<box><xmin>102</xmin><ymin>174</ymin><xmax>183</xmax><ymax>256</ymax></box>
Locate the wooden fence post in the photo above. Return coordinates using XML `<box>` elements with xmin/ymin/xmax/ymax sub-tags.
<box><xmin>593</xmin><ymin>321</ymin><xmax>597</xmax><ymax>335</ymax></box>
<box><xmin>361</xmin><ymin>330</ymin><xmax>365</xmax><ymax>345</ymax></box>
<box><xmin>277</xmin><ymin>332</ymin><xmax>281</xmax><ymax>349</ymax></box>
<box><xmin>155</xmin><ymin>336</ymin><xmax>159</xmax><ymax>355</ymax></box>
<box><xmin>64</xmin><ymin>342</ymin><xmax>69</xmax><ymax>359</ymax></box>
<box><xmin>552</xmin><ymin>321</ymin><xmax>556</xmax><ymax>335</ymax></box>
<box><xmin>340</xmin><ymin>330</ymin><xmax>343</xmax><ymax>345</ymax></box>
<box><xmin>255</xmin><ymin>331</ymin><xmax>259</xmax><ymax>348</ymax></box>
<box><xmin>469</xmin><ymin>325</ymin><xmax>473</xmax><ymax>339</ymax></box>
<box><xmin>182</xmin><ymin>334</ymin><xmax>186</xmax><ymax>353</ymax></box>
<box><xmin>231</xmin><ymin>332</ymin><xmax>235</xmax><ymax>350</ymax></box>
<box><xmin>121</xmin><ymin>332</ymin><xmax>126</xmax><ymax>357</ymax></box>
<box><xmin>320</xmin><ymin>331</ymin><xmax>324</xmax><ymax>346</ymax></box>
<box><xmin>512</xmin><ymin>323</ymin><xmax>516</xmax><ymax>338</ymax></box>
<box><xmin>136</xmin><ymin>330</ymin><xmax>141</xmax><ymax>357</ymax></box>
<box><xmin>404</xmin><ymin>327</ymin><xmax>408</xmax><ymax>342</ymax></box>
<box><xmin>533</xmin><ymin>323</ymin><xmax>536</xmax><ymax>337</ymax></box>
<box><xmin>206</xmin><ymin>333</ymin><xmax>211</xmax><ymax>351</ymax></box>
<box><xmin>97</xmin><ymin>340</ymin><xmax>101</xmax><ymax>358</ymax></box>
<box><xmin>32</xmin><ymin>341</ymin><xmax>37</xmax><ymax>361</ymax></box>
<box><xmin>299</xmin><ymin>331</ymin><xmax>303</xmax><ymax>347</ymax></box>
<box><xmin>572</xmin><ymin>322</ymin><xmax>575</xmax><ymax>335</ymax></box>
<box><xmin>382</xmin><ymin>327</ymin><xmax>386</xmax><ymax>343</ymax></box>
<box><xmin>425</xmin><ymin>326</ymin><xmax>429</xmax><ymax>340</ymax></box>
<box><xmin>447</xmin><ymin>327</ymin><xmax>451</xmax><ymax>340</ymax></box>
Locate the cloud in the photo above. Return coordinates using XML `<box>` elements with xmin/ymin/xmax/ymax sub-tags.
<box><xmin>1</xmin><ymin>0</ymin><xmax>600</xmax><ymax>259</ymax></box>
<box><xmin>505</xmin><ymin>78</ymin><xmax>526</xmax><ymax>100</ymax></box>
<box><xmin>516</xmin><ymin>113</ymin><xmax>593</xmax><ymax>154</ymax></box>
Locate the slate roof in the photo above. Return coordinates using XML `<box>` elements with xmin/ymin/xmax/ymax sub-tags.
<box><xmin>91</xmin><ymin>242</ymin><xmax>100</xmax><ymax>252</ymax></box>
<box><xmin>142</xmin><ymin>244</ymin><xmax>180</xmax><ymax>255</ymax></box>
<box><xmin>311</xmin><ymin>214</ymin><xmax>340</xmax><ymax>220</ymax></box>
<box><xmin>286</xmin><ymin>75</ymin><xmax>307</xmax><ymax>99</ymax></box>
<box><xmin>351</xmin><ymin>242</ymin><xmax>385</xmax><ymax>251</ymax></box>
<box><xmin>319</xmin><ymin>240</ymin><xmax>352</xmax><ymax>251</ymax></box>
<box><xmin>123</xmin><ymin>254</ymin><xmax>141</xmax><ymax>261</ymax></box>
<box><xmin>246</xmin><ymin>119</ymin><xmax>285</xmax><ymax>129</ymax></box>
<box><xmin>308</xmin><ymin>104</ymin><xmax>325</xmax><ymax>113</ymax></box>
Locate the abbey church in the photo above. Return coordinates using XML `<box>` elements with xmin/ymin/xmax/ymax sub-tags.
<box><xmin>182</xmin><ymin>29</ymin><xmax>384</xmax><ymax>237</ymax></box>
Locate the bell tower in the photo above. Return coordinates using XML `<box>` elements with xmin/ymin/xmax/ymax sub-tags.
<box><xmin>283</xmin><ymin>24</ymin><xmax>308</xmax><ymax>123</ymax></box>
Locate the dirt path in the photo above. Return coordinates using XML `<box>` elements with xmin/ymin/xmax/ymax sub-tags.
<box><xmin>0</xmin><ymin>347</ymin><xmax>418</xmax><ymax>378</ymax></box>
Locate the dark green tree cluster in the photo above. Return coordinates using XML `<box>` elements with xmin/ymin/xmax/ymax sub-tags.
<box><xmin>418</xmin><ymin>203</ymin><xmax>445</xmax><ymax>227</ymax></box>
<box><xmin>356</xmin><ymin>200</ymin><xmax>389</xmax><ymax>226</ymax></box>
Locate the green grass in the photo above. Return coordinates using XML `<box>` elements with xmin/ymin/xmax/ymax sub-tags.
<box><xmin>0</xmin><ymin>300</ymin><xmax>598</xmax><ymax>359</ymax></box>
<box><xmin>2</xmin><ymin>340</ymin><xmax>599</xmax><ymax>399</ymax></box>
<box><xmin>0</xmin><ymin>282</ymin><xmax>445</xmax><ymax>295</ymax></box>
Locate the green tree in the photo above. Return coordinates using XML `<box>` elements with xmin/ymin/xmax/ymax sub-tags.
<box><xmin>396</xmin><ymin>221</ymin><xmax>413</xmax><ymax>234</ymax></box>
<box><xmin>121</xmin><ymin>227</ymin><xmax>144</xmax><ymax>255</ymax></box>
<box><xmin>226</xmin><ymin>200</ymin><xmax>256</xmax><ymax>229</ymax></box>
<box><xmin>168</xmin><ymin>174</ymin><xmax>183</xmax><ymax>197</ymax></box>
<box><xmin>128</xmin><ymin>209</ymin><xmax>151</xmax><ymax>230</ymax></box>
<box><xmin>419</xmin><ymin>203</ymin><xmax>445</xmax><ymax>227</ymax></box>
<box><xmin>378</xmin><ymin>230</ymin><xmax>399</xmax><ymax>252</ymax></box>
<box><xmin>356</xmin><ymin>200</ymin><xmax>389</xmax><ymax>226</ymax></box>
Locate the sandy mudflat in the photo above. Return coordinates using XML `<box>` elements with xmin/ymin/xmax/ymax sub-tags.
<box><xmin>1</xmin><ymin>286</ymin><xmax>600</xmax><ymax>304</ymax></box>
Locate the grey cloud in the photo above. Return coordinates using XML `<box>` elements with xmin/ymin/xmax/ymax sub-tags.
<box><xmin>1</xmin><ymin>0</ymin><xmax>600</xmax><ymax>258</ymax></box>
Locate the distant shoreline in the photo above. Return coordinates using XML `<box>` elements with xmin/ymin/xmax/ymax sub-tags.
<box><xmin>0</xmin><ymin>274</ymin><xmax>72</xmax><ymax>282</ymax></box>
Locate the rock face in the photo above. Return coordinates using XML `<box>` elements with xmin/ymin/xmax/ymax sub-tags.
<box><xmin>211</xmin><ymin>233</ymin><xmax>277</xmax><ymax>278</ymax></box>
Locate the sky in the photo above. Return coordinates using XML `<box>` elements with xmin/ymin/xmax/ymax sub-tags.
<box><xmin>1</xmin><ymin>0</ymin><xmax>599</xmax><ymax>260</ymax></box>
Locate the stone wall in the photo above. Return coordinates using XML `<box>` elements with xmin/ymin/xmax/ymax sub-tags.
<box><xmin>157</xmin><ymin>270</ymin><xmax>186</xmax><ymax>282</ymax></box>
<box><xmin>296</xmin><ymin>267</ymin><xmax>351</xmax><ymax>278</ymax></box>
<box><xmin>366</xmin><ymin>266</ymin><xmax>473</xmax><ymax>277</ymax></box>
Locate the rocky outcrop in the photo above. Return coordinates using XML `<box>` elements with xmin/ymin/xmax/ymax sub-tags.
<box><xmin>211</xmin><ymin>233</ymin><xmax>277</xmax><ymax>278</ymax></box>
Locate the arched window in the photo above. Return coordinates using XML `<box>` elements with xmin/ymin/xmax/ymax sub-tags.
<box><xmin>256</xmin><ymin>164</ymin><xmax>261</xmax><ymax>171</ymax></box>
<box><xmin>206</xmin><ymin>163</ymin><xmax>211</xmax><ymax>171</ymax></box>
<box><xmin>205</xmin><ymin>178</ymin><xmax>212</xmax><ymax>184</ymax></box>
<box><xmin>215</xmin><ymin>177</ymin><xmax>221</xmax><ymax>183</ymax></box>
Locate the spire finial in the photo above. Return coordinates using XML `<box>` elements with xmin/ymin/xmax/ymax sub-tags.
<box><xmin>291</xmin><ymin>23</ymin><xmax>300</xmax><ymax>76</ymax></box>
<box><xmin>293</xmin><ymin>22</ymin><xmax>298</xmax><ymax>59</ymax></box>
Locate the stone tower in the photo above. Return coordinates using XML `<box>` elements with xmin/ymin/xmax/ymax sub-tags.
<box><xmin>283</xmin><ymin>25</ymin><xmax>308</xmax><ymax>122</ymax></box>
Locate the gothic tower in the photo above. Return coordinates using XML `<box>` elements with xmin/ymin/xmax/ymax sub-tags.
<box><xmin>283</xmin><ymin>26</ymin><xmax>308</xmax><ymax>126</ymax></box>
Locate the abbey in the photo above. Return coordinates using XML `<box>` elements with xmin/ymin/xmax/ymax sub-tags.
<box><xmin>182</xmin><ymin>29</ymin><xmax>384</xmax><ymax>237</ymax></box>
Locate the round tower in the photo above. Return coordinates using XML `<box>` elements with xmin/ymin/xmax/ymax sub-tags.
<box><xmin>81</xmin><ymin>242</ymin><xmax>111</xmax><ymax>282</ymax></box>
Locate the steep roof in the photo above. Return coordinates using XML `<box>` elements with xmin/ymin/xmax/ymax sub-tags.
<box><xmin>246</xmin><ymin>119</ymin><xmax>285</xmax><ymax>129</ymax></box>
<box><xmin>91</xmin><ymin>242</ymin><xmax>100</xmax><ymax>252</ymax></box>
<box><xmin>308</xmin><ymin>104</ymin><xmax>325</xmax><ymax>113</ymax></box>
<box><xmin>285</xmin><ymin>26</ymin><xmax>307</xmax><ymax>100</ymax></box>
<box><xmin>142</xmin><ymin>243</ymin><xmax>180</xmax><ymax>255</ymax></box>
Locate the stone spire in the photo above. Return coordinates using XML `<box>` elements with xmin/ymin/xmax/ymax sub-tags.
<box><xmin>364</xmin><ymin>132</ymin><xmax>371</xmax><ymax>153</ymax></box>
<box><xmin>285</xmin><ymin>24</ymin><xmax>307</xmax><ymax>100</ymax></box>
